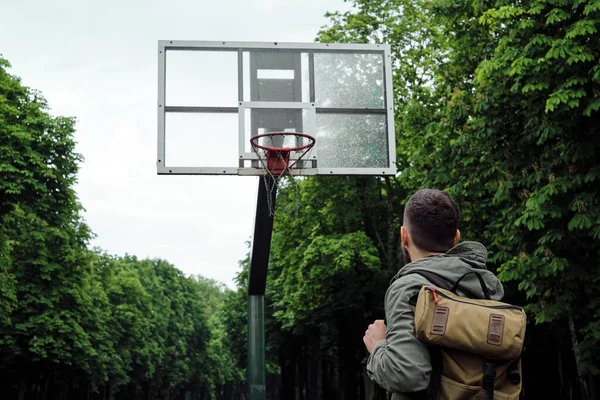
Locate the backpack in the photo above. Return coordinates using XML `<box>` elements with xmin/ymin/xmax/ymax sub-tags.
<box><xmin>406</xmin><ymin>270</ymin><xmax>526</xmax><ymax>400</ymax></box>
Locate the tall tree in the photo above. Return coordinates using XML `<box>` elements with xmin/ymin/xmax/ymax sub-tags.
<box><xmin>0</xmin><ymin>55</ymin><xmax>244</xmax><ymax>400</ymax></box>
<box><xmin>422</xmin><ymin>2</ymin><xmax>599</xmax><ymax>397</ymax></box>
<box><xmin>0</xmin><ymin>55</ymin><xmax>95</xmax><ymax>398</ymax></box>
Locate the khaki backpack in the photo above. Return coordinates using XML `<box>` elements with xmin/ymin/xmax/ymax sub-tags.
<box><xmin>406</xmin><ymin>270</ymin><xmax>527</xmax><ymax>400</ymax></box>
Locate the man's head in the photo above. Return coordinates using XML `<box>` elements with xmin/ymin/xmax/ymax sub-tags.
<box><xmin>401</xmin><ymin>189</ymin><xmax>460</xmax><ymax>264</ymax></box>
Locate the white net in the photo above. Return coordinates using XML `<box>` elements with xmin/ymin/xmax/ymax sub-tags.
<box><xmin>250</xmin><ymin>132</ymin><xmax>315</xmax><ymax>216</ymax></box>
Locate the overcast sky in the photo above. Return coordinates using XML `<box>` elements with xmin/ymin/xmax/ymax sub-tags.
<box><xmin>0</xmin><ymin>0</ymin><xmax>353</xmax><ymax>288</ymax></box>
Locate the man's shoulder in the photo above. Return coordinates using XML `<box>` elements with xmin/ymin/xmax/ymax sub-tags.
<box><xmin>390</xmin><ymin>272</ymin><xmax>430</xmax><ymax>289</ymax></box>
<box><xmin>385</xmin><ymin>274</ymin><xmax>428</xmax><ymax>307</ymax></box>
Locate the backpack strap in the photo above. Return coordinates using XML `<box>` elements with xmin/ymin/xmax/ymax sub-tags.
<box><xmin>404</xmin><ymin>270</ymin><xmax>454</xmax><ymax>291</ymax></box>
<box><xmin>407</xmin><ymin>269</ymin><xmax>491</xmax><ymax>300</ymax></box>
<box><xmin>507</xmin><ymin>360</ymin><xmax>521</xmax><ymax>385</ymax></box>
<box><xmin>450</xmin><ymin>271</ymin><xmax>492</xmax><ymax>300</ymax></box>
<box><xmin>483</xmin><ymin>360</ymin><xmax>496</xmax><ymax>400</ymax></box>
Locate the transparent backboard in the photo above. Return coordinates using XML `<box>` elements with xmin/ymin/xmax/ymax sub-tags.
<box><xmin>157</xmin><ymin>41</ymin><xmax>396</xmax><ymax>176</ymax></box>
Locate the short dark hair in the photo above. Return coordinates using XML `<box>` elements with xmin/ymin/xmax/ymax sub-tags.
<box><xmin>403</xmin><ymin>189</ymin><xmax>460</xmax><ymax>252</ymax></box>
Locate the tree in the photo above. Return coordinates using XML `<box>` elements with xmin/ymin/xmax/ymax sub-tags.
<box><xmin>385</xmin><ymin>0</ymin><xmax>600</xmax><ymax>397</ymax></box>
<box><xmin>0</xmin><ymin>54</ymin><xmax>95</xmax><ymax>398</ymax></box>
<box><xmin>1</xmin><ymin>55</ymin><xmax>244</xmax><ymax>399</ymax></box>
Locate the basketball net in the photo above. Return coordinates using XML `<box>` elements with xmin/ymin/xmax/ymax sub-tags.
<box><xmin>250</xmin><ymin>132</ymin><xmax>315</xmax><ymax>216</ymax></box>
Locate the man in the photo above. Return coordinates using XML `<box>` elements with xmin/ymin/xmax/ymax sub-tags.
<box><xmin>363</xmin><ymin>189</ymin><xmax>505</xmax><ymax>398</ymax></box>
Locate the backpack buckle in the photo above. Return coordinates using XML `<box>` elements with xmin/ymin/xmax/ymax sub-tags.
<box><xmin>482</xmin><ymin>360</ymin><xmax>496</xmax><ymax>399</ymax></box>
<box><xmin>483</xmin><ymin>361</ymin><xmax>496</xmax><ymax>384</ymax></box>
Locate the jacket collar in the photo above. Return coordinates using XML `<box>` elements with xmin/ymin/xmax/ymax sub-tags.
<box><xmin>392</xmin><ymin>241</ymin><xmax>488</xmax><ymax>283</ymax></box>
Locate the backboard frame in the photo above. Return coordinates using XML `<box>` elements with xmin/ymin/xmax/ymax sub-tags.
<box><xmin>157</xmin><ymin>40</ymin><xmax>396</xmax><ymax>176</ymax></box>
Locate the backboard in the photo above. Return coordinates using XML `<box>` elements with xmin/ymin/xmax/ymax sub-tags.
<box><xmin>157</xmin><ymin>40</ymin><xmax>396</xmax><ymax>176</ymax></box>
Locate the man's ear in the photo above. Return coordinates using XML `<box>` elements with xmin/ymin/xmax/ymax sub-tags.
<box><xmin>453</xmin><ymin>229</ymin><xmax>461</xmax><ymax>246</ymax></box>
<box><xmin>401</xmin><ymin>226</ymin><xmax>409</xmax><ymax>247</ymax></box>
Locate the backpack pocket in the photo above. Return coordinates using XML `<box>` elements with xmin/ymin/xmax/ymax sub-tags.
<box><xmin>413</xmin><ymin>286</ymin><xmax>526</xmax><ymax>361</ymax></box>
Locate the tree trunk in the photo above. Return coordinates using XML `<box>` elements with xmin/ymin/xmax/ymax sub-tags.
<box><xmin>586</xmin><ymin>377</ymin><xmax>596</xmax><ymax>400</ymax></box>
<box><xmin>143</xmin><ymin>381</ymin><xmax>150</xmax><ymax>400</ymax></box>
<box><xmin>384</xmin><ymin>177</ymin><xmax>398</xmax><ymax>271</ymax></box>
<box><xmin>363</xmin><ymin>366</ymin><xmax>373</xmax><ymax>400</ymax></box>
<box><xmin>35</xmin><ymin>376</ymin><xmax>40</xmax><ymax>400</ymax></box>
<box><xmin>358</xmin><ymin>365</ymin><xmax>365</xmax><ymax>400</ymax></box>
<box><xmin>58</xmin><ymin>384</ymin><xmax>69</xmax><ymax>400</ymax></box>
<box><xmin>18</xmin><ymin>378</ymin><xmax>26</xmax><ymax>400</ymax></box>
<box><xmin>568</xmin><ymin>315</ymin><xmax>588</xmax><ymax>399</ymax></box>
<box><xmin>315</xmin><ymin>347</ymin><xmax>322</xmax><ymax>400</ymax></box>
<box><xmin>41</xmin><ymin>378</ymin><xmax>49</xmax><ymax>400</ymax></box>
<box><xmin>322</xmin><ymin>357</ymin><xmax>333</xmax><ymax>400</ymax></box>
<box><xmin>280</xmin><ymin>346</ymin><xmax>296</xmax><ymax>400</ymax></box>
<box><xmin>296</xmin><ymin>348</ymin><xmax>306</xmax><ymax>400</ymax></box>
<box><xmin>312</xmin><ymin>347</ymin><xmax>319</xmax><ymax>400</ymax></box>
<box><xmin>556</xmin><ymin>333</ymin><xmax>567</xmax><ymax>399</ymax></box>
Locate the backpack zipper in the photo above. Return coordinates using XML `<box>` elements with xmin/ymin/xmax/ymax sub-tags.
<box><xmin>426</xmin><ymin>286</ymin><xmax>523</xmax><ymax>311</ymax></box>
<box><xmin>430</xmin><ymin>286</ymin><xmax>439</xmax><ymax>304</ymax></box>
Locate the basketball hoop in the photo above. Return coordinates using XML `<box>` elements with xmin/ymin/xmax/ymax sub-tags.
<box><xmin>250</xmin><ymin>132</ymin><xmax>316</xmax><ymax>176</ymax></box>
<box><xmin>250</xmin><ymin>131</ymin><xmax>316</xmax><ymax>216</ymax></box>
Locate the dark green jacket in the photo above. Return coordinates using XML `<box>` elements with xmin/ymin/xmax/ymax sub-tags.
<box><xmin>366</xmin><ymin>241</ymin><xmax>504</xmax><ymax>396</ymax></box>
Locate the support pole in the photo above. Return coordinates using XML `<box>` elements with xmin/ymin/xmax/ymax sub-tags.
<box><xmin>248</xmin><ymin>176</ymin><xmax>277</xmax><ymax>400</ymax></box>
<box><xmin>248</xmin><ymin>295</ymin><xmax>265</xmax><ymax>399</ymax></box>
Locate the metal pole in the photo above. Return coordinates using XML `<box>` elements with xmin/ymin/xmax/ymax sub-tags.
<box><xmin>248</xmin><ymin>295</ymin><xmax>265</xmax><ymax>399</ymax></box>
<box><xmin>247</xmin><ymin>176</ymin><xmax>277</xmax><ymax>400</ymax></box>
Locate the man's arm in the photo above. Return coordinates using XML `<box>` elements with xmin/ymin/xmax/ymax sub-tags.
<box><xmin>366</xmin><ymin>277</ymin><xmax>431</xmax><ymax>393</ymax></box>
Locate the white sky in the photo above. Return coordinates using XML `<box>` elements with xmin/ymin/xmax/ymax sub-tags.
<box><xmin>0</xmin><ymin>0</ymin><xmax>353</xmax><ymax>288</ymax></box>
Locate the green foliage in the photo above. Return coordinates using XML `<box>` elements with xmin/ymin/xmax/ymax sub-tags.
<box><xmin>220</xmin><ymin>248</ymin><xmax>249</xmax><ymax>373</ymax></box>
<box><xmin>0</xmin><ymin>54</ymin><xmax>95</xmax><ymax>378</ymax></box>
<box><xmin>80</xmin><ymin>251</ymin><xmax>242</xmax><ymax>398</ymax></box>
<box><xmin>394</xmin><ymin>0</ymin><xmax>600</xmax><ymax>380</ymax></box>
<box><xmin>0</xmin><ymin>55</ymin><xmax>242</xmax><ymax>399</ymax></box>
